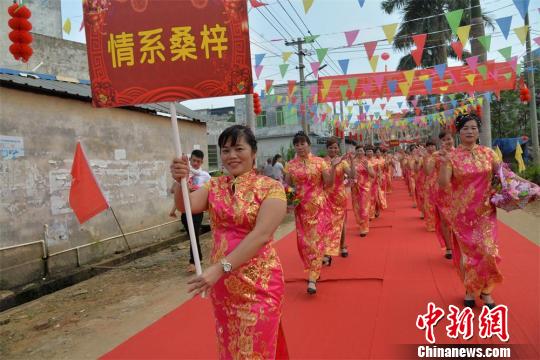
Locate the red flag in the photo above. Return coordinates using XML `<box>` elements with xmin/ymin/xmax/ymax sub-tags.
<box><xmin>69</xmin><ymin>142</ymin><xmax>109</xmax><ymax>224</ymax></box>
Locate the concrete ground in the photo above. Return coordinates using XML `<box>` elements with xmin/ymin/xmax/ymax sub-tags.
<box><xmin>0</xmin><ymin>200</ymin><xmax>537</xmax><ymax>360</ymax></box>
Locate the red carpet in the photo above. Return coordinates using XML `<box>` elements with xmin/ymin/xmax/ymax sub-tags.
<box><xmin>102</xmin><ymin>182</ymin><xmax>539</xmax><ymax>359</ymax></box>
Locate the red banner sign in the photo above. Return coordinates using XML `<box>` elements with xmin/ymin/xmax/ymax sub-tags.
<box><xmin>83</xmin><ymin>0</ymin><xmax>252</xmax><ymax>108</ymax></box>
<box><xmin>318</xmin><ymin>61</ymin><xmax>516</xmax><ymax>102</ymax></box>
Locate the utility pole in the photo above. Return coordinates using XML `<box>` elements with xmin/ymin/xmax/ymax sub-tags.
<box><xmin>470</xmin><ymin>0</ymin><xmax>492</xmax><ymax>147</ymax></box>
<box><xmin>525</xmin><ymin>12</ymin><xmax>540</xmax><ymax>165</ymax></box>
<box><xmin>286</xmin><ymin>38</ymin><xmax>309</xmax><ymax>134</ymax></box>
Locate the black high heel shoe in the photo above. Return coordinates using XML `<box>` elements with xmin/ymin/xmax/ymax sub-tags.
<box><xmin>464</xmin><ymin>294</ymin><xmax>476</xmax><ymax>308</ymax></box>
<box><xmin>444</xmin><ymin>249</ymin><xmax>453</xmax><ymax>260</ymax></box>
<box><xmin>322</xmin><ymin>255</ymin><xmax>332</xmax><ymax>266</ymax></box>
<box><xmin>480</xmin><ymin>293</ymin><xmax>496</xmax><ymax>309</ymax></box>
<box><xmin>307</xmin><ymin>280</ymin><xmax>317</xmax><ymax>295</ymax></box>
<box><xmin>340</xmin><ymin>248</ymin><xmax>349</xmax><ymax>258</ymax></box>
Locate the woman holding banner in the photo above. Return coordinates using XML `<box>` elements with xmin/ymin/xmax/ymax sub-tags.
<box><xmin>351</xmin><ymin>145</ymin><xmax>375</xmax><ymax>237</ymax></box>
<box><xmin>284</xmin><ymin>131</ymin><xmax>337</xmax><ymax>294</ymax></box>
<box><xmin>438</xmin><ymin>113</ymin><xmax>501</xmax><ymax>309</ymax></box>
<box><xmin>170</xmin><ymin>125</ymin><xmax>288</xmax><ymax>359</ymax></box>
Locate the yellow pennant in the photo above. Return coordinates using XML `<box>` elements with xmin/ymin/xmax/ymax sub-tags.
<box><xmin>439</xmin><ymin>86</ymin><xmax>449</xmax><ymax>92</ymax></box>
<box><xmin>398</xmin><ymin>82</ymin><xmax>410</xmax><ymax>97</ymax></box>
<box><xmin>369</xmin><ymin>55</ymin><xmax>379</xmax><ymax>72</ymax></box>
<box><xmin>513</xmin><ymin>25</ymin><xmax>529</xmax><ymax>46</ymax></box>
<box><xmin>494</xmin><ymin>146</ymin><xmax>503</xmax><ymax>163</ymax></box>
<box><xmin>404</xmin><ymin>70</ymin><xmax>415</xmax><ymax>85</ymax></box>
<box><xmin>303</xmin><ymin>0</ymin><xmax>314</xmax><ymax>14</ymax></box>
<box><xmin>418</xmin><ymin>74</ymin><xmax>430</xmax><ymax>81</ymax></box>
<box><xmin>277</xmin><ymin>95</ymin><xmax>283</xmax><ymax>104</ymax></box>
<box><xmin>465</xmin><ymin>74</ymin><xmax>476</xmax><ymax>86</ymax></box>
<box><xmin>282</xmin><ymin>52</ymin><xmax>293</xmax><ymax>62</ymax></box>
<box><xmin>321</xmin><ymin>79</ymin><xmax>333</xmax><ymax>99</ymax></box>
<box><xmin>382</xmin><ymin>23</ymin><xmax>398</xmax><ymax>44</ymax></box>
<box><xmin>515</xmin><ymin>142</ymin><xmax>526</xmax><ymax>172</ymax></box>
<box><xmin>63</xmin><ymin>18</ymin><xmax>72</xmax><ymax>34</ymax></box>
<box><xmin>457</xmin><ymin>25</ymin><xmax>471</xmax><ymax>46</ymax></box>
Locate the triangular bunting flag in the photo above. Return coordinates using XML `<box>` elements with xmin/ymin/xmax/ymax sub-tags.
<box><xmin>288</xmin><ymin>80</ymin><xmax>296</xmax><ymax>96</ymax></box>
<box><xmin>477</xmin><ymin>35</ymin><xmax>491</xmax><ymax>52</ymax></box>
<box><xmin>398</xmin><ymin>82</ymin><xmax>410</xmax><ymax>97</ymax></box>
<box><xmin>424</xmin><ymin>78</ymin><xmax>433</xmax><ymax>94</ymax></box>
<box><xmin>509</xmin><ymin>56</ymin><xmax>518</xmax><ymax>72</ymax></box>
<box><xmin>348</xmin><ymin>78</ymin><xmax>358</xmax><ymax>92</ymax></box>
<box><xmin>316</xmin><ymin>48</ymin><xmax>328</xmax><ymax>63</ymax></box>
<box><xmin>374</xmin><ymin>74</ymin><xmax>384</xmax><ymax>90</ymax></box>
<box><xmin>282</xmin><ymin>52</ymin><xmax>293</xmax><ymax>62</ymax></box>
<box><xmin>303</xmin><ymin>0</ymin><xmax>314</xmax><ymax>14</ymax></box>
<box><xmin>503</xmin><ymin>72</ymin><xmax>512</xmax><ymax>80</ymax></box>
<box><xmin>338</xmin><ymin>59</ymin><xmax>350</xmax><ymax>74</ymax></box>
<box><xmin>310</xmin><ymin>62</ymin><xmax>320</xmax><ymax>78</ymax></box>
<box><xmin>451</xmin><ymin>41</ymin><xmax>464</xmax><ymax>59</ymax></box>
<box><xmin>457</xmin><ymin>25</ymin><xmax>471</xmax><ymax>46</ymax></box>
<box><xmin>498</xmin><ymin>46</ymin><xmax>512</xmax><ymax>61</ymax></box>
<box><xmin>255</xmin><ymin>65</ymin><xmax>263</xmax><ymax>79</ymax></box>
<box><xmin>397</xmin><ymin>101</ymin><xmax>403</xmax><ymax>108</ymax></box>
<box><xmin>404</xmin><ymin>69</ymin><xmax>415</xmax><ymax>85</ymax></box>
<box><xmin>382</xmin><ymin>23</ymin><xmax>398</xmax><ymax>44</ymax></box>
<box><xmin>63</xmin><ymin>18</ymin><xmax>72</xmax><ymax>34</ymax></box>
<box><xmin>279</xmin><ymin>63</ymin><xmax>289</xmax><ymax>78</ymax></box>
<box><xmin>340</xmin><ymin>85</ymin><xmax>349</xmax><ymax>101</ymax></box>
<box><xmin>513</xmin><ymin>25</ymin><xmax>529</xmax><ymax>45</ymax></box>
<box><xmin>357</xmin><ymin>0</ymin><xmax>366</xmax><ymax>8</ymax></box>
<box><xmin>434</xmin><ymin>63</ymin><xmax>447</xmax><ymax>80</ymax></box>
<box><xmin>478</xmin><ymin>65</ymin><xmax>488</xmax><ymax>80</ymax></box>
<box><xmin>387</xmin><ymin>80</ymin><xmax>398</xmax><ymax>95</ymax></box>
<box><xmin>344</xmin><ymin>30</ymin><xmax>359</xmax><ymax>47</ymax></box>
<box><xmin>465</xmin><ymin>74</ymin><xmax>476</xmax><ymax>86</ymax></box>
<box><xmin>445</xmin><ymin>9</ymin><xmax>464</xmax><ymax>34</ymax></box>
<box><xmin>496</xmin><ymin>16</ymin><xmax>513</xmax><ymax>40</ymax></box>
<box><xmin>304</xmin><ymin>34</ymin><xmax>319</xmax><ymax>43</ymax></box>
<box><xmin>534</xmin><ymin>36</ymin><xmax>540</xmax><ymax>46</ymax></box>
<box><xmin>254</xmin><ymin>53</ymin><xmax>266</xmax><ymax>66</ymax></box>
<box><xmin>512</xmin><ymin>0</ymin><xmax>531</xmax><ymax>20</ymax></box>
<box><xmin>369</xmin><ymin>55</ymin><xmax>379</xmax><ymax>72</ymax></box>
<box><xmin>265</xmin><ymin>79</ymin><xmax>274</xmax><ymax>93</ymax></box>
<box><xmin>364</xmin><ymin>41</ymin><xmax>378</xmax><ymax>59</ymax></box>
<box><xmin>321</xmin><ymin>79</ymin><xmax>332</xmax><ymax>99</ymax></box>
<box><xmin>466</xmin><ymin>55</ymin><xmax>479</xmax><ymax>72</ymax></box>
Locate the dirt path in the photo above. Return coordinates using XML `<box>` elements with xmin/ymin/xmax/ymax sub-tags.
<box><xmin>0</xmin><ymin>215</ymin><xmax>295</xmax><ymax>360</ymax></box>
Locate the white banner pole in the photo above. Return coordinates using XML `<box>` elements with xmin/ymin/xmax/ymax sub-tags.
<box><xmin>169</xmin><ymin>102</ymin><xmax>203</xmax><ymax>277</ymax></box>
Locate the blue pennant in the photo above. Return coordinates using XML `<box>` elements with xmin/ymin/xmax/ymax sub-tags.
<box><xmin>434</xmin><ymin>64</ymin><xmax>447</xmax><ymax>80</ymax></box>
<box><xmin>495</xmin><ymin>16</ymin><xmax>513</xmax><ymax>40</ymax></box>
<box><xmin>387</xmin><ymin>80</ymin><xmax>398</xmax><ymax>95</ymax></box>
<box><xmin>338</xmin><ymin>59</ymin><xmax>350</xmax><ymax>74</ymax></box>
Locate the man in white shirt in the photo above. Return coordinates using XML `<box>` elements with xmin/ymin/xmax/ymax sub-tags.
<box><xmin>169</xmin><ymin>149</ymin><xmax>210</xmax><ymax>272</ymax></box>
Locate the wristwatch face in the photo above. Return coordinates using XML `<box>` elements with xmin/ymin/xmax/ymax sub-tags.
<box><xmin>222</xmin><ymin>261</ymin><xmax>232</xmax><ymax>272</ymax></box>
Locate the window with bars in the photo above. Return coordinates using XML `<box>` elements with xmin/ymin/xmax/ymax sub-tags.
<box><xmin>276</xmin><ymin>107</ymin><xmax>284</xmax><ymax>126</ymax></box>
<box><xmin>207</xmin><ymin>144</ymin><xmax>218</xmax><ymax>170</ymax></box>
<box><xmin>256</xmin><ymin>111</ymin><xmax>267</xmax><ymax>128</ymax></box>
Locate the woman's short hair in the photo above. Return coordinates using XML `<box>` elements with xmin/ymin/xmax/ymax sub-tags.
<box><xmin>455</xmin><ymin>113</ymin><xmax>481</xmax><ymax>132</ymax></box>
<box><xmin>218</xmin><ymin>125</ymin><xmax>257</xmax><ymax>152</ymax></box>
<box><xmin>425</xmin><ymin>141</ymin><xmax>436</xmax><ymax>147</ymax></box>
<box><xmin>293</xmin><ymin>131</ymin><xmax>311</xmax><ymax>146</ymax></box>
<box><xmin>272</xmin><ymin>154</ymin><xmax>282</xmax><ymax>166</ymax></box>
<box><xmin>364</xmin><ymin>145</ymin><xmax>374</xmax><ymax>152</ymax></box>
<box><xmin>326</xmin><ymin>136</ymin><xmax>339</xmax><ymax>148</ymax></box>
<box><xmin>438</xmin><ymin>130</ymin><xmax>449</xmax><ymax>139</ymax></box>
<box><xmin>355</xmin><ymin>145</ymin><xmax>364</xmax><ymax>151</ymax></box>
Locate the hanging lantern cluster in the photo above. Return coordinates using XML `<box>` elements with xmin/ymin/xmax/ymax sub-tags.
<box><xmin>519</xmin><ymin>78</ymin><xmax>531</xmax><ymax>104</ymax></box>
<box><xmin>253</xmin><ymin>92</ymin><xmax>262</xmax><ymax>115</ymax></box>
<box><xmin>7</xmin><ymin>1</ymin><xmax>33</xmax><ymax>63</ymax></box>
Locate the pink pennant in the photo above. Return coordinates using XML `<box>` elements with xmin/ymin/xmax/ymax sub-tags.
<box><xmin>451</xmin><ymin>41</ymin><xmax>463</xmax><ymax>60</ymax></box>
<box><xmin>310</xmin><ymin>62</ymin><xmax>320</xmax><ymax>78</ymax></box>
<box><xmin>310</xmin><ymin>84</ymin><xmax>318</xmax><ymax>96</ymax></box>
<box><xmin>344</xmin><ymin>30</ymin><xmax>360</xmax><ymax>47</ymax></box>
<box><xmin>535</xmin><ymin>36</ymin><xmax>540</xmax><ymax>46</ymax></box>
<box><xmin>466</xmin><ymin>55</ymin><xmax>479</xmax><ymax>73</ymax></box>
<box><xmin>291</xmin><ymin>96</ymin><xmax>297</xmax><ymax>104</ymax></box>
<box><xmin>374</xmin><ymin>74</ymin><xmax>385</xmax><ymax>90</ymax></box>
<box><xmin>508</xmin><ymin>56</ymin><xmax>518</xmax><ymax>72</ymax></box>
<box><xmin>321</xmin><ymin>113</ymin><xmax>328</xmax><ymax>122</ymax></box>
<box><xmin>255</xmin><ymin>65</ymin><xmax>263</xmax><ymax>79</ymax></box>
<box><xmin>411</xmin><ymin>98</ymin><xmax>418</xmax><ymax>107</ymax></box>
<box><xmin>380</xmin><ymin>103</ymin><xmax>386</xmax><ymax>110</ymax></box>
<box><xmin>363</xmin><ymin>41</ymin><xmax>378</xmax><ymax>59</ymax></box>
<box><xmin>361</xmin><ymin>81</ymin><xmax>372</xmax><ymax>94</ymax></box>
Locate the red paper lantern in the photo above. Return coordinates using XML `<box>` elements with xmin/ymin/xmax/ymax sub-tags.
<box><xmin>381</xmin><ymin>52</ymin><xmax>390</xmax><ymax>61</ymax></box>
<box><xmin>519</xmin><ymin>79</ymin><xmax>531</xmax><ymax>104</ymax></box>
<box><xmin>252</xmin><ymin>92</ymin><xmax>262</xmax><ymax>115</ymax></box>
<box><xmin>7</xmin><ymin>3</ymin><xmax>33</xmax><ymax>63</ymax></box>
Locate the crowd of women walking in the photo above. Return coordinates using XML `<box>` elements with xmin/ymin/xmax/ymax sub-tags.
<box><xmin>168</xmin><ymin>111</ymin><xmax>536</xmax><ymax>359</ymax></box>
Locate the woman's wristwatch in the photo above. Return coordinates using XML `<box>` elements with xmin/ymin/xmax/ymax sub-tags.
<box><xmin>220</xmin><ymin>258</ymin><xmax>232</xmax><ymax>273</ymax></box>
